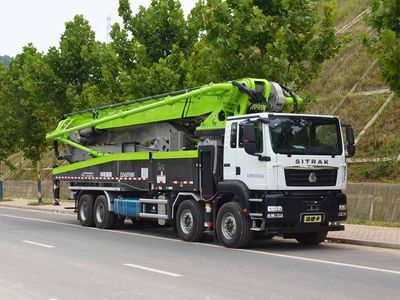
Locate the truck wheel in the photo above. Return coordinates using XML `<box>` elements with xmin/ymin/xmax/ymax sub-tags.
<box><xmin>216</xmin><ymin>202</ymin><xmax>252</xmax><ymax>248</ymax></box>
<box><xmin>295</xmin><ymin>231</ymin><xmax>327</xmax><ymax>246</ymax></box>
<box><xmin>176</xmin><ymin>200</ymin><xmax>205</xmax><ymax>242</ymax></box>
<box><xmin>94</xmin><ymin>195</ymin><xmax>115</xmax><ymax>229</ymax></box>
<box><xmin>78</xmin><ymin>194</ymin><xmax>95</xmax><ymax>227</ymax></box>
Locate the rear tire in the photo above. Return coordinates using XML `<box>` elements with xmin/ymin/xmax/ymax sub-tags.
<box><xmin>94</xmin><ymin>195</ymin><xmax>115</xmax><ymax>229</ymax></box>
<box><xmin>295</xmin><ymin>231</ymin><xmax>327</xmax><ymax>246</ymax></box>
<box><xmin>176</xmin><ymin>200</ymin><xmax>205</xmax><ymax>242</ymax></box>
<box><xmin>216</xmin><ymin>202</ymin><xmax>252</xmax><ymax>248</ymax></box>
<box><xmin>78</xmin><ymin>194</ymin><xmax>95</xmax><ymax>227</ymax></box>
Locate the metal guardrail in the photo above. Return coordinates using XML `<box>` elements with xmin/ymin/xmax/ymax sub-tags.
<box><xmin>348</xmin><ymin>155</ymin><xmax>400</xmax><ymax>164</ymax></box>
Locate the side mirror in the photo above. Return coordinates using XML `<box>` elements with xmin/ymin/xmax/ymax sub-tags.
<box><xmin>345</xmin><ymin>125</ymin><xmax>355</xmax><ymax>157</ymax></box>
<box><xmin>243</xmin><ymin>123</ymin><xmax>257</xmax><ymax>154</ymax></box>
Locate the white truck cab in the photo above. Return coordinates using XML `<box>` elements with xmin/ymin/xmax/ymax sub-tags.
<box><xmin>224</xmin><ymin>112</ymin><xmax>350</xmax><ymax>191</ymax></box>
<box><xmin>220</xmin><ymin>112</ymin><xmax>354</xmax><ymax>245</ymax></box>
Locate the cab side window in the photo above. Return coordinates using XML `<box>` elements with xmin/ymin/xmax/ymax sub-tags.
<box><xmin>230</xmin><ymin>122</ymin><xmax>238</xmax><ymax>148</ymax></box>
<box><xmin>239</xmin><ymin>122</ymin><xmax>263</xmax><ymax>153</ymax></box>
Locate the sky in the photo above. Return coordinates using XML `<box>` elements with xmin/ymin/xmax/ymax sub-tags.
<box><xmin>0</xmin><ymin>0</ymin><xmax>197</xmax><ymax>57</ymax></box>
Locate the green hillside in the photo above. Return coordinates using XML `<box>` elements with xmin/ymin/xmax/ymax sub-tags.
<box><xmin>303</xmin><ymin>0</ymin><xmax>400</xmax><ymax>182</ymax></box>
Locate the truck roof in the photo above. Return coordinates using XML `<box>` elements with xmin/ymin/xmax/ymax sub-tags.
<box><xmin>227</xmin><ymin>112</ymin><xmax>338</xmax><ymax>121</ymax></box>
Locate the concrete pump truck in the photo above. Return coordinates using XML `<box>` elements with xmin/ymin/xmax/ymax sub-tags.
<box><xmin>46</xmin><ymin>78</ymin><xmax>355</xmax><ymax>248</ymax></box>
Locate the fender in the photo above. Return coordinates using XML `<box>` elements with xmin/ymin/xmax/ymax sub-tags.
<box><xmin>172</xmin><ymin>192</ymin><xmax>202</xmax><ymax>219</ymax></box>
<box><xmin>104</xmin><ymin>191</ymin><xmax>118</xmax><ymax>212</ymax></box>
<box><xmin>74</xmin><ymin>188</ymin><xmax>118</xmax><ymax>212</ymax></box>
<box><xmin>216</xmin><ymin>180</ymin><xmax>250</xmax><ymax>211</ymax></box>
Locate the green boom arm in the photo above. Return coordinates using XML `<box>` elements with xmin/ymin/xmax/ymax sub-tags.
<box><xmin>46</xmin><ymin>78</ymin><xmax>302</xmax><ymax>157</ymax></box>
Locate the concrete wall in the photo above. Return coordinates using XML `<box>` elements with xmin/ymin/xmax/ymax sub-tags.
<box><xmin>346</xmin><ymin>183</ymin><xmax>400</xmax><ymax>222</ymax></box>
<box><xmin>2</xmin><ymin>181</ymin><xmax>399</xmax><ymax>222</ymax></box>
<box><xmin>2</xmin><ymin>180</ymin><xmax>70</xmax><ymax>200</ymax></box>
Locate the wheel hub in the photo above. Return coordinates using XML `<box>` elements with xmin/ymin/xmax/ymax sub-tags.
<box><xmin>221</xmin><ymin>213</ymin><xmax>237</xmax><ymax>240</ymax></box>
<box><xmin>180</xmin><ymin>209</ymin><xmax>193</xmax><ymax>234</ymax></box>
<box><xmin>80</xmin><ymin>202</ymin><xmax>88</xmax><ymax>221</ymax></box>
<box><xmin>96</xmin><ymin>203</ymin><xmax>105</xmax><ymax>223</ymax></box>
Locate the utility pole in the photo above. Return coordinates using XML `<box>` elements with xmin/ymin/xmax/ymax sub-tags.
<box><xmin>106</xmin><ymin>13</ymin><xmax>112</xmax><ymax>44</ymax></box>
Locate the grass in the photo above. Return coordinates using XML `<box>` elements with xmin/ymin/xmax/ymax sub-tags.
<box><xmin>27</xmin><ymin>198</ymin><xmax>73</xmax><ymax>206</ymax></box>
<box><xmin>355</xmin><ymin>96</ymin><xmax>400</xmax><ymax>158</ymax></box>
<box><xmin>304</xmin><ymin>36</ymin><xmax>375</xmax><ymax>115</ymax></box>
<box><xmin>346</xmin><ymin>219</ymin><xmax>400</xmax><ymax>228</ymax></box>
<box><xmin>337</xmin><ymin>93</ymin><xmax>387</xmax><ymax>134</ymax></box>
<box><xmin>28</xmin><ymin>198</ymin><xmax>54</xmax><ymax>206</ymax></box>
<box><xmin>348</xmin><ymin>161</ymin><xmax>400</xmax><ymax>183</ymax></box>
<box><xmin>354</xmin><ymin>63</ymin><xmax>387</xmax><ymax>92</ymax></box>
<box><xmin>0</xmin><ymin>198</ymin><xmax>13</xmax><ymax>202</ymax></box>
<box><xmin>334</xmin><ymin>0</ymin><xmax>369</xmax><ymax>30</ymax></box>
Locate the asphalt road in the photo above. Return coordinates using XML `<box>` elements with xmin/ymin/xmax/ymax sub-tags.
<box><xmin>0</xmin><ymin>207</ymin><xmax>399</xmax><ymax>300</ymax></box>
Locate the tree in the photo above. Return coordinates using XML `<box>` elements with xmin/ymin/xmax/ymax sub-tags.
<box><xmin>0</xmin><ymin>62</ymin><xmax>19</xmax><ymax>164</ymax></box>
<box><xmin>103</xmin><ymin>0</ymin><xmax>197</xmax><ymax>99</ymax></box>
<box><xmin>0</xmin><ymin>16</ymin><xmax>106</xmax><ymax>178</ymax></box>
<box><xmin>185</xmin><ymin>0</ymin><xmax>338</xmax><ymax>89</ymax></box>
<box><xmin>363</xmin><ymin>0</ymin><xmax>400</xmax><ymax>94</ymax></box>
<box><xmin>0</xmin><ymin>45</ymin><xmax>64</xmax><ymax>168</ymax></box>
<box><xmin>47</xmin><ymin>15</ymin><xmax>103</xmax><ymax>110</ymax></box>
<box><xmin>119</xmin><ymin>0</ymin><xmax>192</xmax><ymax>63</ymax></box>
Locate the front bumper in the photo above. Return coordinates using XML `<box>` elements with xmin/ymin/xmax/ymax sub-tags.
<box><xmin>264</xmin><ymin>224</ymin><xmax>344</xmax><ymax>235</ymax></box>
<box><xmin>250</xmin><ymin>190</ymin><xmax>347</xmax><ymax>232</ymax></box>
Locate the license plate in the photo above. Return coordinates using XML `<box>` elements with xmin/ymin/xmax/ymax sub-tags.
<box><xmin>303</xmin><ymin>214</ymin><xmax>323</xmax><ymax>223</ymax></box>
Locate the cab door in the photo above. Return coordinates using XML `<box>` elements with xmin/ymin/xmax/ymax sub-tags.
<box><xmin>224</xmin><ymin>120</ymin><xmax>267</xmax><ymax>190</ymax></box>
<box><xmin>223</xmin><ymin>122</ymin><xmax>238</xmax><ymax>179</ymax></box>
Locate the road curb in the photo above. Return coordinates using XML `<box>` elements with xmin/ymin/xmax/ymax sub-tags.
<box><xmin>0</xmin><ymin>203</ymin><xmax>75</xmax><ymax>215</ymax></box>
<box><xmin>327</xmin><ymin>237</ymin><xmax>400</xmax><ymax>250</ymax></box>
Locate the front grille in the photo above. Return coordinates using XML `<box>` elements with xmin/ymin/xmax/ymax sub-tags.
<box><xmin>284</xmin><ymin>168</ymin><xmax>337</xmax><ymax>186</ymax></box>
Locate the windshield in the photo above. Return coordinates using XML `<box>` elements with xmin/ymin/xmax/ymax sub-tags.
<box><xmin>269</xmin><ymin>116</ymin><xmax>342</xmax><ymax>156</ymax></box>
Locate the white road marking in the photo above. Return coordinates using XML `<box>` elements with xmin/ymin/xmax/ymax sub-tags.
<box><xmin>23</xmin><ymin>240</ymin><xmax>55</xmax><ymax>248</ymax></box>
<box><xmin>124</xmin><ymin>263</ymin><xmax>182</xmax><ymax>277</ymax></box>
<box><xmin>237</xmin><ymin>248</ymin><xmax>400</xmax><ymax>275</ymax></box>
<box><xmin>0</xmin><ymin>212</ymin><xmax>177</xmax><ymax>242</ymax></box>
<box><xmin>1</xmin><ymin>212</ymin><xmax>400</xmax><ymax>276</ymax></box>
<box><xmin>0</xmin><ymin>206</ymin><xmax>76</xmax><ymax>217</ymax></box>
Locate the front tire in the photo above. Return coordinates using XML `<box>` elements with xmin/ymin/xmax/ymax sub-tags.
<box><xmin>94</xmin><ymin>195</ymin><xmax>115</xmax><ymax>229</ymax></box>
<box><xmin>78</xmin><ymin>194</ymin><xmax>95</xmax><ymax>227</ymax></box>
<box><xmin>295</xmin><ymin>231</ymin><xmax>327</xmax><ymax>245</ymax></box>
<box><xmin>176</xmin><ymin>200</ymin><xmax>205</xmax><ymax>242</ymax></box>
<box><xmin>216</xmin><ymin>202</ymin><xmax>252</xmax><ymax>248</ymax></box>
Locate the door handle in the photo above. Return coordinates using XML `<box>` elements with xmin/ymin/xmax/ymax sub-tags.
<box><xmin>236</xmin><ymin>167</ymin><xmax>241</xmax><ymax>175</ymax></box>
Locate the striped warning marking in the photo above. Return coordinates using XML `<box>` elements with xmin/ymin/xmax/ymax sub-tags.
<box><xmin>55</xmin><ymin>176</ymin><xmax>147</xmax><ymax>181</ymax></box>
<box><xmin>170</xmin><ymin>180</ymin><xmax>194</xmax><ymax>185</ymax></box>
